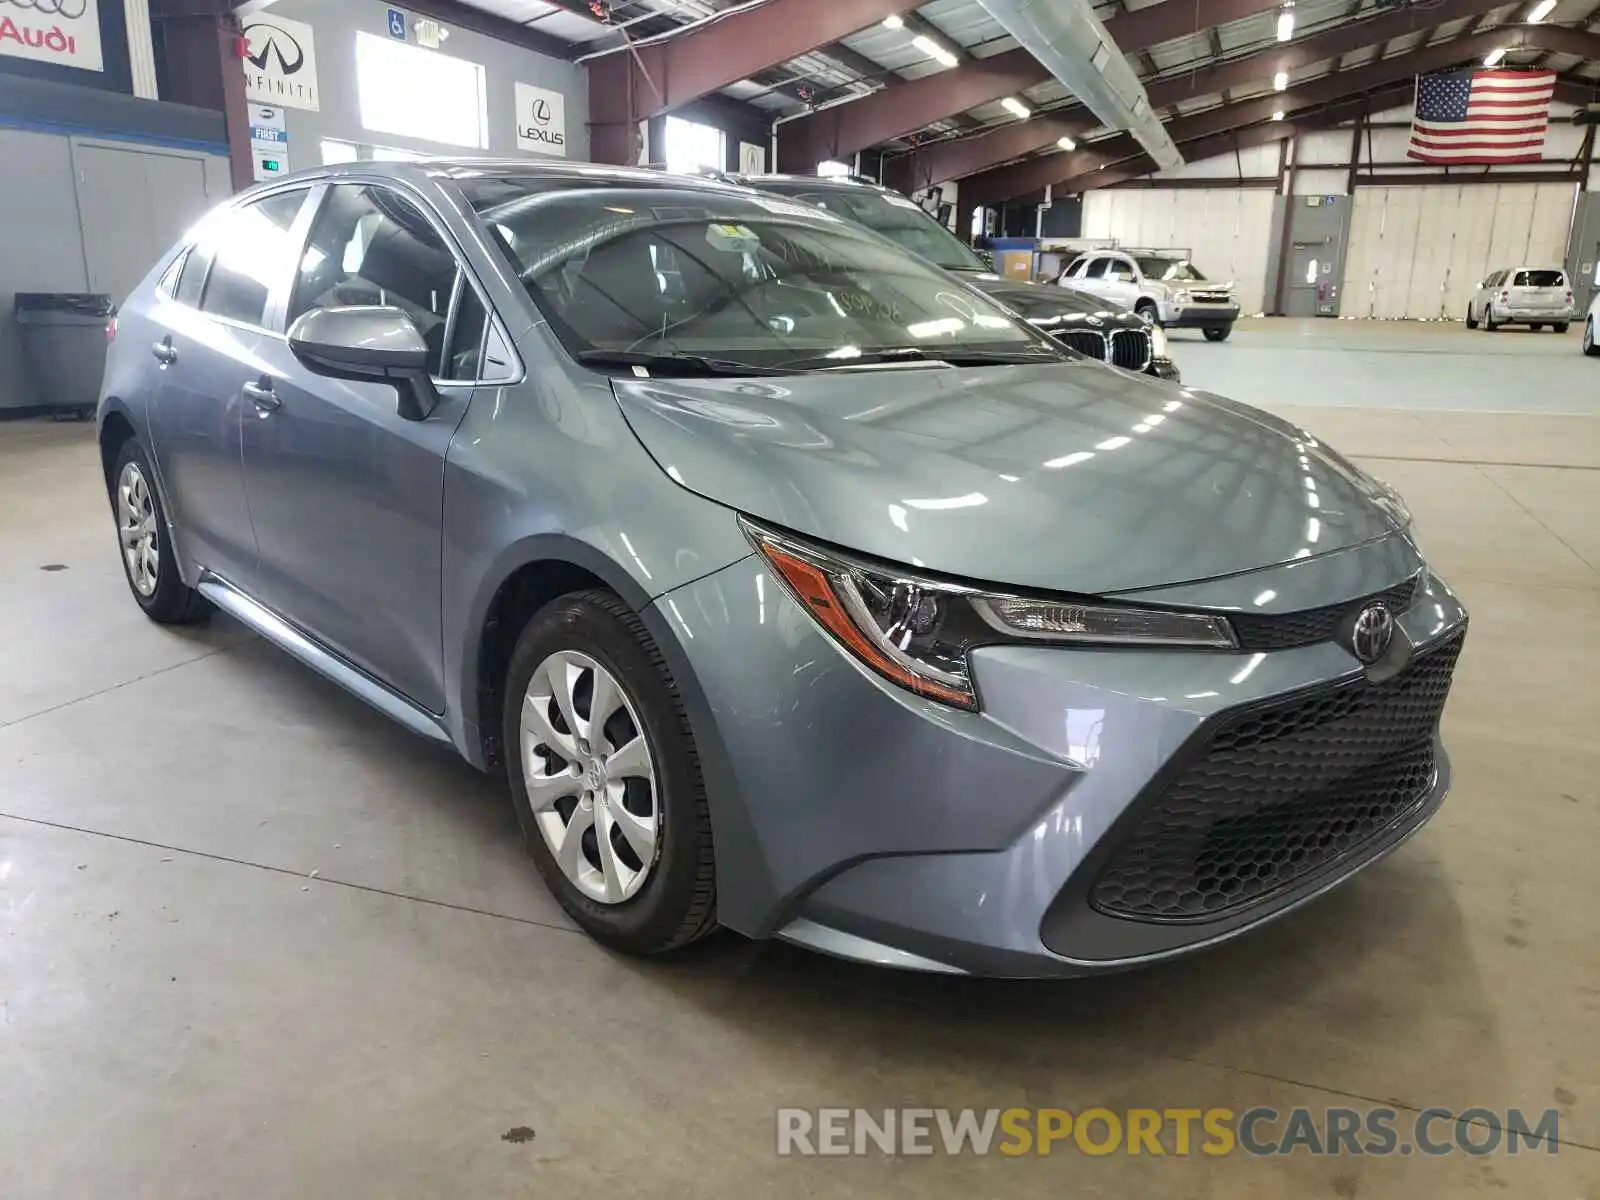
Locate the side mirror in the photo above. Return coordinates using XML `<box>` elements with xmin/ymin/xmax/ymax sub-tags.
<box><xmin>287</xmin><ymin>305</ymin><xmax>440</xmax><ymax>421</ymax></box>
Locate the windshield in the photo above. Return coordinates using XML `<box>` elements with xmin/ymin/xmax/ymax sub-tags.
<box><xmin>1511</xmin><ymin>269</ymin><xmax>1565</xmax><ymax>288</ymax></box>
<box><xmin>1135</xmin><ymin>256</ymin><xmax>1206</xmax><ymax>282</ymax></box>
<box><xmin>787</xmin><ymin>188</ymin><xmax>987</xmax><ymax>273</ymax></box>
<box><xmin>463</xmin><ymin>179</ymin><xmax>1051</xmax><ymax>371</ymax></box>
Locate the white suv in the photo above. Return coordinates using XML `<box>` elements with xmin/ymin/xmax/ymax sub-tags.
<box><xmin>1584</xmin><ymin>291</ymin><xmax>1598</xmax><ymax>357</ymax></box>
<box><xmin>1467</xmin><ymin>267</ymin><xmax>1575</xmax><ymax>332</ymax></box>
<box><xmin>1060</xmin><ymin>250</ymin><xmax>1239</xmax><ymax>341</ymax></box>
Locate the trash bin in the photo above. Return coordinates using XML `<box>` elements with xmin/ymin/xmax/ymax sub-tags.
<box><xmin>13</xmin><ymin>293</ymin><xmax>116</xmax><ymax>421</ymax></box>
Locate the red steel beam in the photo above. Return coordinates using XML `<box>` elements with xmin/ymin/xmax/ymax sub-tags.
<box><xmin>888</xmin><ymin>0</ymin><xmax>1508</xmax><ymax>190</ymax></box>
<box><xmin>963</xmin><ymin>29</ymin><xmax>1510</xmax><ymax>204</ymax></box>
<box><xmin>586</xmin><ymin>0</ymin><xmax>917</xmax><ymax>164</ymax></box>
<box><xmin>777</xmin><ymin>0</ymin><xmax>1291</xmax><ymax>172</ymax></box>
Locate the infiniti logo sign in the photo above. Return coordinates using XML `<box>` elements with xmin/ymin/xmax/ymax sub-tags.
<box><xmin>242</xmin><ymin>13</ymin><xmax>319</xmax><ymax>111</ymax></box>
<box><xmin>244</xmin><ymin>22</ymin><xmax>304</xmax><ymax>76</ymax></box>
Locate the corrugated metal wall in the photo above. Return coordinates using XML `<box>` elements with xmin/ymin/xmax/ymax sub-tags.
<box><xmin>1342</xmin><ymin>183</ymin><xmax>1577</xmax><ymax>320</ymax></box>
<box><xmin>1080</xmin><ymin>188</ymin><xmax>1277</xmax><ymax>314</ymax></box>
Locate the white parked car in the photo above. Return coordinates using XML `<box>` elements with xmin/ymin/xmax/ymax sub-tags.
<box><xmin>1059</xmin><ymin>249</ymin><xmax>1239</xmax><ymax>341</ymax></box>
<box><xmin>1466</xmin><ymin>267</ymin><xmax>1575</xmax><ymax>332</ymax></box>
<box><xmin>1585</xmin><ymin>291</ymin><xmax>1599</xmax><ymax>357</ymax></box>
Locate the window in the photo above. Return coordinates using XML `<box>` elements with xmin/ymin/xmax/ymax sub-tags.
<box><xmin>290</xmin><ymin>185</ymin><xmax>486</xmax><ymax>381</ymax></box>
<box><xmin>663</xmin><ymin>115</ymin><xmax>724</xmax><ymax>174</ymax></box>
<box><xmin>198</xmin><ymin>190</ymin><xmax>308</xmax><ymax>327</ymax></box>
<box><xmin>1083</xmin><ymin>257</ymin><xmax>1111</xmax><ymax>279</ymax></box>
<box><xmin>355</xmin><ymin>33</ymin><xmax>488</xmax><ymax>150</ymax></box>
<box><xmin>1106</xmin><ymin>259</ymin><xmax>1137</xmax><ymax>283</ymax></box>
<box><xmin>795</xmin><ymin>189</ymin><xmax>985</xmax><ymax>274</ymax></box>
<box><xmin>465</xmin><ymin>180</ymin><xmax>1050</xmax><ymax>372</ymax></box>
<box><xmin>1511</xmin><ymin>269</ymin><xmax>1565</xmax><ymax>288</ymax></box>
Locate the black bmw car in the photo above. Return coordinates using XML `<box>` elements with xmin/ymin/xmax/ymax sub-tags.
<box><xmin>737</xmin><ymin>173</ymin><xmax>1180</xmax><ymax>382</ymax></box>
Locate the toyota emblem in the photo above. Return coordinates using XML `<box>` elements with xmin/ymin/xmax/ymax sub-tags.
<box><xmin>1350</xmin><ymin>603</ymin><xmax>1395</xmax><ymax>665</ymax></box>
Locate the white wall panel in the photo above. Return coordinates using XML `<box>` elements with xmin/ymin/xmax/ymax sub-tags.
<box><xmin>1082</xmin><ymin>187</ymin><xmax>1275</xmax><ymax>313</ymax></box>
<box><xmin>1344</xmin><ymin>182</ymin><xmax>1579</xmax><ymax>319</ymax></box>
<box><xmin>1293</xmin><ymin>168</ymin><xmax>1348</xmax><ymax>196</ymax></box>
<box><xmin>1297</xmin><ymin>130</ymin><xmax>1353</xmax><ymax>166</ymax></box>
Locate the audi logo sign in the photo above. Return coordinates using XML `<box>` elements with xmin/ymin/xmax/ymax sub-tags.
<box><xmin>0</xmin><ymin>0</ymin><xmax>104</xmax><ymax>73</ymax></box>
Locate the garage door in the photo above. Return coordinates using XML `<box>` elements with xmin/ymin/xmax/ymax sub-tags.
<box><xmin>1081</xmin><ymin>188</ymin><xmax>1275</xmax><ymax>315</ymax></box>
<box><xmin>1341</xmin><ymin>183</ymin><xmax>1575</xmax><ymax>320</ymax></box>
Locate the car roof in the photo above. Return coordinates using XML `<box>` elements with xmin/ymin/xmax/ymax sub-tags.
<box><xmin>277</xmin><ymin>157</ymin><xmax>756</xmax><ymax>197</ymax></box>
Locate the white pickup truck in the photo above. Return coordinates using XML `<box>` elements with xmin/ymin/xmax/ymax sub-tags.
<box><xmin>1059</xmin><ymin>249</ymin><xmax>1240</xmax><ymax>341</ymax></box>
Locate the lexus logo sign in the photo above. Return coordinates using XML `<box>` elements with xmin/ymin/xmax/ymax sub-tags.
<box><xmin>516</xmin><ymin>82</ymin><xmax>567</xmax><ymax>157</ymax></box>
<box><xmin>243</xmin><ymin>13</ymin><xmax>320</xmax><ymax>112</ymax></box>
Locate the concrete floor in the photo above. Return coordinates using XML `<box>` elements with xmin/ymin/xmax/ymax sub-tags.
<box><xmin>0</xmin><ymin>319</ymin><xmax>1596</xmax><ymax>1198</ymax></box>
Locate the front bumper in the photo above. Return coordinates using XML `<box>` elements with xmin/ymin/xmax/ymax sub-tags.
<box><xmin>656</xmin><ymin>545</ymin><xmax>1467</xmax><ymax>978</ymax></box>
<box><xmin>1148</xmin><ymin>355</ymin><xmax>1180</xmax><ymax>381</ymax></box>
<box><xmin>1160</xmin><ymin>302</ymin><xmax>1240</xmax><ymax>329</ymax></box>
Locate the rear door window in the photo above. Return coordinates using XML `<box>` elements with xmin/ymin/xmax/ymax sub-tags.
<box><xmin>1106</xmin><ymin>258</ymin><xmax>1137</xmax><ymax>283</ymax></box>
<box><xmin>197</xmin><ymin>190</ymin><xmax>310</xmax><ymax>327</ymax></box>
<box><xmin>1511</xmin><ymin>269</ymin><xmax>1565</xmax><ymax>288</ymax></box>
<box><xmin>1083</xmin><ymin>257</ymin><xmax>1111</xmax><ymax>279</ymax></box>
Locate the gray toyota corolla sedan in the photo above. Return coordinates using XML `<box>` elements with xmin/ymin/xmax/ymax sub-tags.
<box><xmin>98</xmin><ymin>161</ymin><xmax>1468</xmax><ymax>977</ymax></box>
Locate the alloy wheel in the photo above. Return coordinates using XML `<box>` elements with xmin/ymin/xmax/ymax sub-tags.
<box><xmin>117</xmin><ymin>461</ymin><xmax>160</xmax><ymax>597</ymax></box>
<box><xmin>519</xmin><ymin>650</ymin><xmax>660</xmax><ymax>904</ymax></box>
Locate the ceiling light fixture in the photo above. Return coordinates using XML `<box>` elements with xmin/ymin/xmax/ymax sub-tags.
<box><xmin>1001</xmin><ymin>96</ymin><xmax>1032</xmax><ymax>120</ymax></box>
<box><xmin>882</xmin><ymin>13</ymin><xmax>904</xmax><ymax>30</ymax></box>
<box><xmin>1483</xmin><ymin>46</ymin><xmax>1507</xmax><ymax>66</ymax></box>
<box><xmin>1526</xmin><ymin>0</ymin><xmax>1557</xmax><ymax>21</ymax></box>
<box><xmin>1057</xmin><ymin>135</ymin><xmax>1076</xmax><ymax>151</ymax></box>
<box><xmin>1274</xmin><ymin>70</ymin><xmax>1288</xmax><ymax>91</ymax></box>
<box><xmin>912</xmin><ymin>34</ymin><xmax>959</xmax><ymax>68</ymax></box>
<box><xmin>1276</xmin><ymin>3</ymin><xmax>1295</xmax><ymax>42</ymax></box>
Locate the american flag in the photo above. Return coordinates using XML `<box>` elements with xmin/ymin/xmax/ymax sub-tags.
<box><xmin>1407</xmin><ymin>69</ymin><xmax>1557</xmax><ymax>164</ymax></box>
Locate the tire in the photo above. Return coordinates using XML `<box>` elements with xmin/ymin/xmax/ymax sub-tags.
<box><xmin>502</xmin><ymin>589</ymin><xmax>716</xmax><ymax>955</ymax></box>
<box><xmin>1465</xmin><ymin>305</ymin><xmax>1478</xmax><ymax>330</ymax></box>
<box><xmin>1484</xmin><ymin>310</ymin><xmax>1498</xmax><ymax>331</ymax></box>
<box><xmin>1134</xmin><ymin>300</ymin><xmax>1159</xmax><ymax>325</ymax></box>
<box><xmin>1553</xmin><ymin>323</ymin><xmax>1568</xmax><ymax>334</ymax></box>
<box><xmin>1203</xmin><ymin>325</ymin><xmax>1231</xmax><ymax>342</ymax></box>
<box><xmin>1530</xmin><ymin>324</ymin><xmax>1543</xmax><ymax>332</ymax></box>
<box><xmin>1584</xmin><ymin>317</ymin><xmax>1598</xmax><ymax>357</ymax></box>
<box><xmin>109</xmin><ymin>439</ymin><xmax>210</xmax><ymax>625</ymax></box>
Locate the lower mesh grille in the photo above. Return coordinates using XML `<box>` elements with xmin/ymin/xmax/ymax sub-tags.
<box><xmin>1056</xmin><ymin>330</ymin><xmax>1108</xmax><ymax>361</ymax></box>
<box><xmin>1088</xmin><ymin>632</ymin><xmax>1464</xmax><ymax>922</ymax></box>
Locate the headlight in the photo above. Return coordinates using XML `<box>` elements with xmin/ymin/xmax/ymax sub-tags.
<box><xmin>1148</xmin><ymin>322</ymin><xmax>1169</xmax><ymax>358</ymax></box>
<box><xmin>1174</xmin><ymin>290</ymin><xmax>1192</xmax><ymax>305</ymax></box>
<box><xmin>744</xmin><ymin>521</ymin><xmax>1236</xmax><ymax>712</ymax></box>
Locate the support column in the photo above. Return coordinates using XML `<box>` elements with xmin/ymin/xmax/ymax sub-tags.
<box><xmin>152</xmin><ymin>10</ymin><xmax>253</xmax><ymax>191</ymax></box>
<box><xmin>124</xmin><ymin>0</ymin><xmax>160</xmax><ymax>99</ymax></box>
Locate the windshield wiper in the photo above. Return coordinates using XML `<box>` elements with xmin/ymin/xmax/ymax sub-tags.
<box><xmin>576</xmin><ymin>350</ymin><xmax>796</xmax><ymax>377</ymax></box>
<box><xmin>780</xmin><ymin>347</ymin><xmax>1061</xmax><ymax>370</ymax></box>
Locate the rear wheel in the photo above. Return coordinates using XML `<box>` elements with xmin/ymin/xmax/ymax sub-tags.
<box><xmin>109</xmin><ymin>439</ymin><xmax>210</xmax><ymax>625</ymax></box>
<box><xmin>1530</xmin><ymin>323</ymin><xmax>1544</xmax><ymax>332</ymax></box>
<box><xmin>1203</xmin><ymin>325</ymin><xmax>1231</xmax><ymax>342</ymax></box>
<box><xmin>502</xmin><ymin>589</ymin><xmax>716</xmax><ymax>955</ymax></box>
<box><xmin>1584</xmin><ymin>317</ymin><xmax>1598</xmax><ymax>357</ymax></box>
<box><xmin>1465</xmin><ymin>305</ymin><xmax>1478</xmax><ymax>330</ymax></box>
<box><xmin>1553</xmin><ymin>323</ymin><xmax>1569</xmax><ymax>334</ymax></box>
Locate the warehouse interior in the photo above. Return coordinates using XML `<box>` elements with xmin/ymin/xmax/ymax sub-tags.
<box><xmin>1</xmin><ymin>0</ymin><xmax>1597</xmax><ymax>1196</ymax></box>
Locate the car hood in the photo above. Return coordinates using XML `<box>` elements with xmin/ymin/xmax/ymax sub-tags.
<box><xmin>611</xmin><ymin>362</ymin><xmax>1403</xmax><ymax>595</ymax></box>
<box><xmin>959</xmin><ymin>274</ymin><xmax>1146</xmax><ymax>330</ymax></box>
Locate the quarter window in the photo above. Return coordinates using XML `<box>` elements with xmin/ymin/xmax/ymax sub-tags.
<box><xmin>1106</xmin><ymin>259</ymin><xmax>1136</xmax><ymax>283</ymax></box>
<box><xmin>289</xmin><ymin>184</ymin><xmax>488</xmax><ymax>381</ymax></box>
<box><xmin>198</xmin><ymin>189</ymin><xmax>309</xmax><ymax>327</ymax></box>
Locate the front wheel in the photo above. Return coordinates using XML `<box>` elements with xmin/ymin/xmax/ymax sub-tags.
<box><xmin>1552</xmin><ymin>323</ymin><xmax>1569</xmax><ymax>334</ymax></box>
<box><xmin>1530</xmin><ymin>324</ymin><xmax>1544</xmax><ymax>332</ymax></box>
<box><xmin>1203</xmin><ymin>325</ymin><xmax>1232</xmax><ymax>342</ymax></box>
<box><xmin>1465</xmin><ymin>305</ymin><xmax>1478</xmax><ymax>330</ymax></box>
<box><xmin>1135</xmin><ymin>300</ymin><xmax>1160</xmax><ymax>325</ymax></box>
<box><xmin>502</xmin><ymin>589</ymin><xmax>716</xmax><ymax>955</ymax></box>
<box><xmin>109</xmin><ymin>439</ymin><xmax>210</xmax><ymax>625</ymax></box>
<box><xmin>1583</xmin><ymin>317</ymin><xmax>1598</xmax><ymax>357</ymax></box>
<box><xmin>1485</xmin><ymin>310</ymin><xmax>1498</xmax><ymax>331</ymax></box>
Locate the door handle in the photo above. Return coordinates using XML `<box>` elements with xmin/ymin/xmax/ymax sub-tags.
<box><xmin>243</xmin><ymin>379</ymin><xmax>280</xmax><ymax>413</ymax></box>
<box><xmin>152</xmin><ymin>338</ymin><xmax>178</xmax><ymax>366</ymax></box>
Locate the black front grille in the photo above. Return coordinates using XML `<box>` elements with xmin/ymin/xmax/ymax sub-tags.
<box><xmin>1230</xmin><ymin>575</ymin><xmax>1420</xmax><ymax>651</ymax></box>
<box><xmin>1110</xmin><ymin>327</ymin><xmax>1152</xmax><ymax>371</ymax></box>
<box><xmin>1056</xmin><ymin>330</ymin><xmax>1108</xmax><ymax>361</ymax></box>
<box><xmin>1088</xmin><ymin>631</ymin><xmax>1464</xmax><ymax>922</ymax></box>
